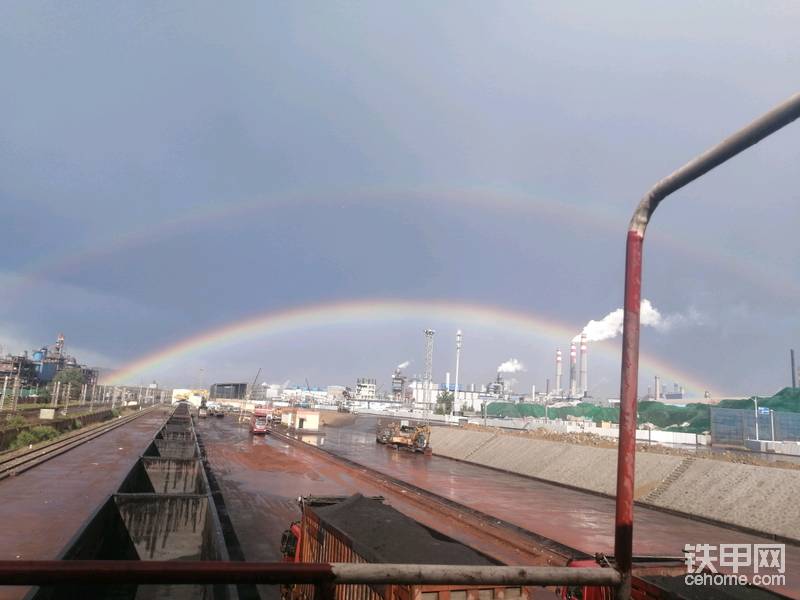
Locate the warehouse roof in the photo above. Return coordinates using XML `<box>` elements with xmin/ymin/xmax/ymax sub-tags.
<box><xmin>310</xmin><ymin>494</ymin><xmax>498</xmax><ymax>565</ymax></box>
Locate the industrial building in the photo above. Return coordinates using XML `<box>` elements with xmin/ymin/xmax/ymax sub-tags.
<box><xmin>355</xmin><ymin>377</ymin><xmax>377</xmax><ymax>400</ymax></box>
<box><xmin>0</xmin><ymin>333</ymin><xmax>98</xmax><ymax>390</ymax></box>
<box><xmin>209</xmin><ymin>382</ymin><xmax>248</xmax><ymax>401</ymax></box>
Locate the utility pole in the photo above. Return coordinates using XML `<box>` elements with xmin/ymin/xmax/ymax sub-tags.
<box><xmin>1</xmin><ymin>376</ymin><xmax>7</xmax><ymax>411</ymax></box>
<box><xmin>423</xmin><ymin>329</ymin><xmax>435</xmax><ymax>420</ymax></box>
<box><xmin>452</xmin><ymin>330</ymin><xmax>462</xmax><ymax>417</ymax></box>
<box><xmin>11</xmin><ymin>375</ymin><xmax>20</xmax><ymax>412</ymax></box>
<box><xmin>753</xmin><ymin>397</ymin><xmax>759</xmax><ymax>441</ymax></box>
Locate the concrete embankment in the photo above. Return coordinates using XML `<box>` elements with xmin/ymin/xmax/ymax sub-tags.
<box><xmin>431</xmin><ymin>426</ymin><xmax>800</xmax><ymax>541</ymax></box>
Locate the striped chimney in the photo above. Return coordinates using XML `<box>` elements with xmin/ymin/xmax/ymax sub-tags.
<box><xmin>569</xmin><ymin>343</ymin><xmax>577</xmax><ymax>397</ymax></box>
<box><xmin>555</xmin><ymin>349</ymin><xmax>563</xmax><ymax>393</ymax></box>
<box><xmin>579</xmin><ymin>333</ymin><xmax>588</xmax><ymax>396</ymax></box>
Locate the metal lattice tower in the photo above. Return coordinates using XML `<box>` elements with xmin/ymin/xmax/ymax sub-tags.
<box><xmin>423</xmin><ymin>329</ymin><xmax>435</xmax><ymax>413</ymax></box>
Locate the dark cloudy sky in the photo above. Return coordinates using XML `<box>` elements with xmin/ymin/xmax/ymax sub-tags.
<box><xmin>1</xmin><ymin>2</ymin><xmax>798</xmax><ymax>397</ymax></box>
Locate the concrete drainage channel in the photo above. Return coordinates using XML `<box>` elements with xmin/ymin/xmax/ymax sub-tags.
<box><xmin>27</xmin><ymin>403</ymin><xmax>253</xmax><ymax>600</ymax></box>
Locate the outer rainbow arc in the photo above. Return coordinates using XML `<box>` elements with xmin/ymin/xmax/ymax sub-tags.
<box><xmin>8</xmin><ymin>185</ymin><xmax>797</xmax><ymax>311</ymax></box>
<box><xmin>105</xmin><ymin>298</ymin><xmax>720</xmax><ymax>397</ymax></box>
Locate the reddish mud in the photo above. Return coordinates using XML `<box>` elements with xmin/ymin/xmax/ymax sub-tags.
<box><xmin>0</xmin><ymin>409</ymin><xmax>168</xmax><ymax>600</ymax></box>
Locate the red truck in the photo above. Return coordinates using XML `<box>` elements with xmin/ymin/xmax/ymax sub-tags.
<box><xmin>280</xmin><ymin>494</ymin><xmax>532</xmax><ymax>600</ymax></box>
<box><xmin>250</xmin><ymin>407</ymin><xmax>271</xmax><ymax>434</ymax></box>
<box><xmin>281</xmin><ymin>496</ymin><xmax>789</xmax><ymax>600</ymax></box>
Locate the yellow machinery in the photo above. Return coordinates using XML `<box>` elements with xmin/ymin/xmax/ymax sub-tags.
<box><xmin>375</xmin><ymin>421</ymin><xmax>431</xmax><ymax>454</ymax></box>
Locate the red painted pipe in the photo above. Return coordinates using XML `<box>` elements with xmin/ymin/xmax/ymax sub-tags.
<box><xmin>613</xmin><ymin>230</ymin><xmax>643</xmax><ymax>599</ymax></box>
<box><xmin>612</xmin><ymin>92</ymin><xmax>800</xmax><ymax>600</ymax></box>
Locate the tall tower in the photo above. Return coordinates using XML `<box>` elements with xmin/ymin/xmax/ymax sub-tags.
<box><xmin>569</xmin><ymin>343</ymin><xmax>577</xmax><ymax>397</ymax></box>
<box><xmin>452</xmin><ymin>330</ymin><xmax>462</xmax><ymax>415</ymax></box>
<box><xmin>579</xmin><ymin>333</ymin><xmax>588</xmax><ymax>396</ymax></box>
<box><xmin>555</xmin><ymin>349</ymin><xmax>563</xmax><ymax>395</ymax></box>
<box><xmin>55</xmin><ymin>333</ymin><xmax>65</xmax><ymax>356</ymax></box>
<box><xmin>423</xmin><ymin>329</ymin><xmax>435</xmax><ymax>414</ymax></box>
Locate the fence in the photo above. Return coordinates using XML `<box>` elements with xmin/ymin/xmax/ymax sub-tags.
<box><xmin>711</xmin><ymin>407</ymin><xmax>800</xmax><ymax>447</ymax></box>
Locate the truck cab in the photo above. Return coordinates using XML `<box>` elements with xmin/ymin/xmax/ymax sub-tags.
<box><xmin>250</xmin><ymin>407</ymin><xmax>271</xmax><ymax>434</ymax></box>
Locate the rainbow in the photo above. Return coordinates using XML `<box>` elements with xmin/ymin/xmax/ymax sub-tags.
<box><xmin>105</xmin><ymin>298</ymin><xmax>720</xmax><ymax>397</ymax></box>
<box><xmin>6</xmin><ymin>185</ymin><xmax>798</xmax><ymax>310</ymax></box>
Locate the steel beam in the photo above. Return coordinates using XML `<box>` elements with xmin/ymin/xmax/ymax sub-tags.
<box><xmin>0</xmin><ymin>561</ymin><xmax>620</xmax><ymax>587</ymax></box>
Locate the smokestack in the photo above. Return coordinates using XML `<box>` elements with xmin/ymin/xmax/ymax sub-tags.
<box><xmin>579</xmin><ymin>333</ymin><xmax>588</xmax><ymax>396</ymax></box>
<box><xmin>654</xmin><ymin>375</ymin><xmax>661</xmax><ymax>400</ymax></box>
<box><xmin>555</xmin><ymin>349</ymin><xmax>563</xmax><ymax>394</ymax></box>
<box><xmin>569</xmin><ymin>343</ymin><xmax>577</xmax><ymax>397</ymax></box>
<box><xmin>792</xmin><ymin>349</ymin><xmax>797</xmax><ymax>389</ymax></box>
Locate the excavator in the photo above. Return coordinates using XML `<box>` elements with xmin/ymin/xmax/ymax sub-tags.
<box><xmin>375</xmin><ymin>420</ymin><xmax>432</xmax><ymax>454</ymax></box>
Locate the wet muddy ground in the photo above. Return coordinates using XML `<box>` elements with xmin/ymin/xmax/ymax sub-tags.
<box><xmin>199</xmin><ymin>414</ymin><xmax>800</xmax><ymax>599</ymax></box>
<box><xmin>0</xmin><ymin>408</ymin><xmax>169</xmax><ymax>600</ymax></box>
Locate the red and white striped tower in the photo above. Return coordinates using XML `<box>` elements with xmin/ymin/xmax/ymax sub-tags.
<box><xmin>579</xmin><ymin>333</ymin><xmax>588</xmax><ymax>396</ymax></box>
<box><xmin>569</xmin><ymin>343</ymin><xmax>577</xmax><ymax>397</ymax></box>
<box><xmin>555</xmin><ymin>349</ymin><xmax>563</xmax><ymax>394</ymax></box>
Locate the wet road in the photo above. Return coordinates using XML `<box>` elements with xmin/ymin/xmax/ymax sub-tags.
<box><xmin>0</xmin><ymin>408</ymin><xmax>169</xmax><ymax>600</ymax></box>
<box><xmin>305</xmin><ymin>416</ymin><xmax>800</xmax><ymax>599</ymax></box>
<box><xmin>198</xmin><ymin>416</ymin><xmax>566</xmax><ymax>599</ymax></box>
<box><xmin>197</xmin><ymin>414</ymin><xmax>799</xmax><ymax>598</ymax></box>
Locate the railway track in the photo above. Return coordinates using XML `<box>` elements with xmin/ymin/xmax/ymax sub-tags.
<box><xmin>268</xmin><ymin>427</ymin><xmax>586</xmax><ymax>567</ymax></box>
<box><xmin>0</xmin><ymin>405</ymin><xmax>164</xmax><ymax>481</ymax></box>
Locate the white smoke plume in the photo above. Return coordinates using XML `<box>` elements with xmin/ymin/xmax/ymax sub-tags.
<box><xmin>497</xmin><ymin>358</ymin><xmax>525</xmax><ymax>373</ymax></box>
<box><xmin>573</xmin><ymin>299</ymin><xmax>683</xmax><ymax>343</ymax></box>
<box><xmin>396</xmin><ymin>360</ymin><xmax>410</xmax><ymax>370</ymax></box>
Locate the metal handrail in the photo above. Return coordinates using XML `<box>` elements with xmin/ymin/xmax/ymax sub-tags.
<box><xmin>0</xmin><ymin>561</ymin><xmax>620</xmax><ymax>587</ymax></box>
<box><xmin>614</xmin><ymin>91</ymin><xmax>800</xmax><ymax>600</ymax></box>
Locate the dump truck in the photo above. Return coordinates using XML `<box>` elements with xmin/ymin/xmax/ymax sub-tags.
<box><xmin>280</xmin><ymin>496</ymin><xmax>789</xmax><ymax>600</ymax></box>
<box><xmin>280</xmin><ymin>494</ymin><xmax>531</xmax><ymax>600</ymax></box>
<box><xmin>375</xmin><ymin>420</ymin><xmax>431</xmax><ymax>453</ymax></box>
<box><xmin>250</xmin><ymin>407</ymin><xmax>271</xmax><ymax>434</ymax></box>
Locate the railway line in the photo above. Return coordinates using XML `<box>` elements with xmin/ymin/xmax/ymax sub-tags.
<box><xmin>0</xmin><ymin>405</ymin><xmax>161</xmax><ymax>481</ymax></box>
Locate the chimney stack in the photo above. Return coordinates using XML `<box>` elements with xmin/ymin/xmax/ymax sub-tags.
<box><xmin>654</xmin><ymin>375</ymin><xmax>661</xmax><ymax>400</ymax></box>
<box><xmin>579</xmin><ymin>333</ymin><xmax>588</xmax><ymax>396</ymax></box>
<box><xmin>792</xmin><ymin>349</ymin><xmax>797</xmax><ymax>389</ymax></box>
<box><xmin>569</xmin><ymin>343</ymin><xmax>577</xmax><ymax>397</ymax></box>
<box><xmin>555</xmin><ymin>349</ymin><xmax>563</xmax><ymax>394</ymax></box>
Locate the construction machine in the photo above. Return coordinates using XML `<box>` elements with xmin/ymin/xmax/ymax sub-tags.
<box><xmin>376</xmin><ymin>420</ymin><xmax>431</xmax><ymax>454</ymax></box>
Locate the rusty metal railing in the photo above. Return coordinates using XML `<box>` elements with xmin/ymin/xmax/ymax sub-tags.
<box><xmin>0</xmin><ymin>561</ymin><xmax>620</xmax><ymax>587</ymax></box>
<box><xmin>614</xmin><ymin>91</ymin><xmax>800</xmax><ymax>599</ymax></box>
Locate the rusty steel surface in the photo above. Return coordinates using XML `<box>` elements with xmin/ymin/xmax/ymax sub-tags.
<box><xmin>0</xmin><ymin>560</ymin><xmax>333</xmax><ymax>585</ymax></box>
<box><xmin>615</xmin><ymin>228</ymin><xmax>643</xmax><ymax>590</ymax></box>
<box><xmin>0</xmin><ymin>560</ymin><xmax>619</xmax><ymax>587</ymax></box>
<box><xmin>0</xmin><ymin>408</ymin><xmax>170</xmax><ymax>600</ymax></box>
<box><xmin>0</xmin><ymin>406</ymin><xmax>161</xmax><ymax>480</ymax></box>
